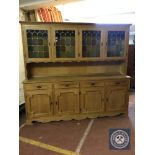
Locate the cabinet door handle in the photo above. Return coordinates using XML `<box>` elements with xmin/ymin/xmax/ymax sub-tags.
<box><xmin>36</xmin><ymin>85</ymin><xmax>42</xmax><ymax>88</ymax></box>
<box><xmin>106</xmin><ymin>98</ymin><xmax>109</xmax><ymax>102</ymax></box>
<box><xmin>115</xmin><ymin>82</ymin><xmax>120</xmax><ymax>85</ymax></box>
<box><xmin>91</xmin><ymin>82</ymin><xmax>95</xmax><ymax>86</ymax></box>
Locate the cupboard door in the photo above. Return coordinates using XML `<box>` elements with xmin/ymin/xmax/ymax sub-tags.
<box><xmin>105</xmin><ymin>30</ymin><xmax>127</xmax><ymax>59</ymax></box>
<box><xmin>106</xmin><ymin>86</ymin><xmax>128</xmax><ymax>112</ymax></box>
<box><xmin>26</xmin><ymin>90</ymin><xmax>53</xmax><ymax>118</ymax></box>
<box><xmin>79</xmin><ymin>29</ymin><xmax>104</xmax><ymax>60</ymax></box>
<box><xmin>80</xmin><ymin>87</ymin><xmax>105</xmax><ymax>113</ymax></box>
<box><xmin>55</xmin><ymin>88</ymin><xmax>79</xmax><ymax>115</ymax></box>
<box><xmin>23</xmin><ymin>26</ymin><xmax>51</xmax><ymax>62</ymax></box>
<box><xmin>52</xmin><ymin>27</ymin><xmax>78</xmax><ymax>60</ymax></box>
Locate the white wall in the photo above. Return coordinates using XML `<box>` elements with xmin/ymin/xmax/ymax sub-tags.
<box><xmin>19</xmin><ymin>23</ymin><xmax>25</xmax><ymax>105</ymax></box>
<box><xmin>55</xmin><ymin>0</ymin><xmax>135</xmax><ymax>24</ymax></box>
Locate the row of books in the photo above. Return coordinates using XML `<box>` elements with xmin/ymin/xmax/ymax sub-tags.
<box><xmin>25</xmin><ymin>6</ymin><xmax>63</xmax><ymax>22</ymax></box>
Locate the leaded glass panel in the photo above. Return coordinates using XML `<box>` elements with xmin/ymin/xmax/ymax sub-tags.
<box><xmin>82</xmin><ymin>31</ymin><xmax>101</xmax><ymax>57</ymax></box>
<box><xmin>26</xmin><ymin>30</ymin><xmax>49</xmax><ymax>58</ymax></box>
<box><xmin>107</xmin><ymin>31</ymin><xmax>125</xmax><ymax>57</ymax></box>
<box><xmin>55</xmin><ymin>30</ymin><xmax>75</xmax><ymax>58</ymax></box>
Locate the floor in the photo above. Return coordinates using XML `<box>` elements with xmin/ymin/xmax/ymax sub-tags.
<box><xmin>19</xmin><ymin>91</ymin><xmax>135</xmax><ymax>155</ymax></box>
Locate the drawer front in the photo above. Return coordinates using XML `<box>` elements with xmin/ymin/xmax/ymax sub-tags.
<box><xmin>80</xmin><ymin>81</ymin><xmax>105</xmax><ymax>87</ymax></box>
<box><xmin>54</xmin><ymin>82</ymin><xmax>79</xmax><ymax>89</ymax></box>
<box><xmin>105</xmin><ymin>80</ymin><xmax>128</xmax><ymax>86</ymax></box>
<box><xmin>24</xmin><ymin>83</ymin><xmax>51</xmax><ymax>90</ymax></box>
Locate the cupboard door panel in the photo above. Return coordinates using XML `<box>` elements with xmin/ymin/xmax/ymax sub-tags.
<box><xmin>79</xmin><ymin>28</ymin><xmax>104</xmax><ymax>60</ymax></box>
<box><xmin>52</xmin><ymin>27</ymin><xmax>79</xmax><ymax>60</ymax></box>
<box><xmin>26</xmin><ymin>90</ymin><xmax>52</xmax><ymax>117</ymax></box>
<box><xmin>106</xmin><ymin>86</ymin><xmax>128</xmax><ymax>112</ymax></box>
<box><xmin>55</xmin><ymin>88</ymin><xmax>79</xmax><ymax>115</ymax></box>
<box><xmin>81</xmin><ymin>87</ymin><xmax>105</xmax><ymax>113</ymax></box>
<box><xmin>23</xmin><ymin>25</ymin><xmax>51</xmax><ymax>62</ymax></box>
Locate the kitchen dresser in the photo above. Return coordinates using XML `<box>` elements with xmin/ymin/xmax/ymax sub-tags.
<box><xmin>20</xmin><ymin>22</ymin><xmax>131</xmax><ymax>124</ymax></box>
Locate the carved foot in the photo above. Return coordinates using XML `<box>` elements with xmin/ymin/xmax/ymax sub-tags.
<box><xmin>25</xmin><ymin>120</ymin><xmax>33</xmax><ymax>125</ymax></box>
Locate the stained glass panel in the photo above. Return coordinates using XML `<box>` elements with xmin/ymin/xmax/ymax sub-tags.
<box><xmin>107</xmin><ymin>31</ymin><xmax>125</xmax><ymax>57</ymax></box>
<box><xmin>26</xmin><ymin>30</ymin><xmax>49</xmax><ymax>58</ymax></box>
<box><xmin>82</xmin><ymin>31</ymin><xmax>101</xmax><ymax>57</ymax></box>
<box><xmin>55</xmin><ymin>30</ymin><xmax>75</xmax><ymax>58</ymax></box>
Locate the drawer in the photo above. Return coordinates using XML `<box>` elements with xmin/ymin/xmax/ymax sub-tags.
<box><xmin>24</xmin><ymin>83</ymin><xmax>51</xmax><ymax>90</ymax></box>
<box><xmin>80</xmin><ymin>81</ymin><xmax>105</xmax><ymax>87</ymax></box>
<box><xmin>54</xmin><ymin>82</ymin><xmax>79</xmax><ymax>89</ymax></box>
<box><xmin>105</xmin><ymin>80</ymin><xmax>128</xmax><ymax>86</ymax></box>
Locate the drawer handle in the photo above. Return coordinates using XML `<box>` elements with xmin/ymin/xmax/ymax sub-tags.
<box><xmin>91</xmin><ymin>83</ymin><xmax>95</xmax><ymax>86</ymax></box>
<box><xmin>115</xmin><ymin>82</ymin><xmax>120</xmax><ymax>85</ymax></box>
<box><xmin>65</xmin><ymin>84</ymin><xmax>69</xmax><ymax>87</ymax></box>
<box><xmin>36</xmin><ymin>85</ymin><xmax>42</xmax><ymax>88</ymax></box>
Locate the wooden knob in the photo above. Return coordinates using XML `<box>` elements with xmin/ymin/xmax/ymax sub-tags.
<box><xmin>37</xmin><ymin>85</ymin><xmax>42</xmax><ymax>88</ymax></box>
<box><xmin>91</xmin><ymin>83</ymin><xmax>95</xmax><ymax>86</ymax></box>
<box><xmin>115</xmin><ymin>82</ymin><xmax>120</xmax><ymax>85</ymax></box>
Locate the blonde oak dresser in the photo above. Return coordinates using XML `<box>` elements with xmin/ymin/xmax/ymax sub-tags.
<box><xmin>20</xmin><ymin>22</ymin><xmax>131</xmax><ymax>124</ymax></box>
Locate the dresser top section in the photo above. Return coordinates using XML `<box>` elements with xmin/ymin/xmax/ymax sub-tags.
<box><xmin>20</xmin><ymin>21</ymin><xmax>131</xmax><ymax>27</ymax></box>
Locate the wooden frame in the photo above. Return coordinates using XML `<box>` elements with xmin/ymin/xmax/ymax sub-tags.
<box><xmin>104</xmin><ymin>27</ymin><xmax>129</xmax><ymax>61</ymax></box>
<box><xmin>22</xmin><ymin>25</ymin><xmax>52</xmax><ymax>63</ymax></box>
<box><xmin>78</xmin><ymin>26</ymin><xmax>105</xmax><ymax>61</ymax></box>
<box><xmin>80</xmin><ymin>87</ymin><xmax>105</xmax><ymax>113</ymax></box>
<box><xmin>51</xmin><ymin>25</ymin><xmax>79</xmax><ymax>62</ymax></box>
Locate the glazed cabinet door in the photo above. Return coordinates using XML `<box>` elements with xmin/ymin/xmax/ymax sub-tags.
<box><xmin>80</xmin><ymin>87</ymin><xmax>105</xmax><ymax>113</ymax></box>
<box><xmin>105</xmin><ymin>29</ymin><xmax>128</xmax><ymax>60</ymax></box>
<box><xmin>79</xmin><ymin>27</ymin><xmax>104</xmax><ymax>60</ymax></box>
<box><xmin>54</xmin><ymin>88</ymin><xmax>79</xmax><ymax>115</ymax></box>
<box><xmin>22</xmin><ymin>25</ymin><xmax>51</xmax><ymax>62</ymax></box>
<box><xmin>106</xmin><ymin>86</ymin><xmax>128</xmax><ymax>112</ymax></box>
<box><xmin>26</xmin><ymin>90</ymin><xmax>53</xmax><ymax>118</ymax></box>
<box><xmin>52</xmin><ymin>26</ymin><xmax>79</xmax><ymax>61</ymax></box>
